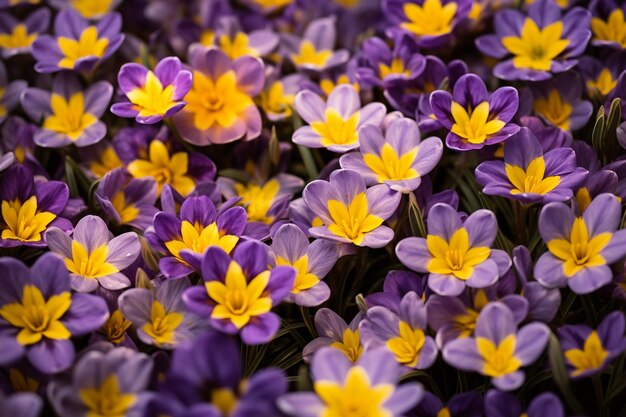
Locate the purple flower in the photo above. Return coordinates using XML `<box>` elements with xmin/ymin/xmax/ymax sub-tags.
<box><xmin>48</xmin><ymin>0</ymin><xmax>122</xmax><ymax>20</ymax></box>
<box><xmin>485</xmin><ymin>390</ymin><xmax>564</xmax><ymax>417</ymax></box>
<box><xmin>259</xmin><ymin>73</ymin><xmax>306</xmax><ymax>122</ymax></box>
<box><xmin>410</xmin><ymin>391</ymin><xmax>483</xmax><ymax>417</ymax></box>
<box><xmin>95</xmin><ymin>168</ymin><xmax>159</xmax><ymax>231</ymax></box>
<box><xmin>590</xmin><ymin>0</ymin><xmax>626</xmax><ymax>49</ymax></box>
<box><xmin>0</xmin><ymin>8</ymin><xmax>49</xmax><ymax>58</ymax></box>
<box><xmin>183</xmin><ymin>241</ymin><xmax>295</xmax><ymax>345</ymax></box>
<box><xmin>476</xmin><ymin>0</ymin><xmax>591</xmax><ymax>81</ymax></box>
<box><xmin>0</xmin><ymin>391</ymin><xmax>43</xmax><ymax>417</ymax></box>
<box><xmin>303</xmin><ymin>169</ymin><xmax>401</xmax><ymax>248</ymax></box>
<box><xmin>111</xmin><ymin>57</ymin><xmax>191</xmax><ymax>125</ymax></box>
<box><xmin>21</xmin><ymin>72</ymin><xmax>112</xmax><ymax>147</ymax></box>
<box><xmin>366</xmin><ymin>270</ymin><xmax>426</xmax><ymax>312</ymax></box>
<box><xmin>340</xmin><ymin>117</ymin><xmax>442</xmax><ymax>193</ymax></box>
<box><xmin>293</xmin><ymin>84</ymin><xmax>386</xmax><ymax>153</ymax></box>
<box><xmin>148</xmin><ymin>195</ymin><xmax>246</xmax><ymax>278</ymax></box>
<box><xmin>0</xmin><ymin>165</ymin><xmax>71</xmax><ymax>248</ymax></box>
<box><xmin>579</xmin><ymin>52</ymin><xmax>626</xmax><ymax>100</ymax></box>
<box><xmin>279</xmin><ymin>347</ymin><xmax>423</xmax><ymax>417</ymax></box>
<box><xmin>0</xmin><ymin>254</ymin><xmax>109</xmax><ymax>374</ymax></box>
<box><xmin>475</xmin><ymin>127</ymin><xmax>588</xmax><ymax>204</ymax></box>
<box><xmin>45</xmin><ymin>215</ymin><xmax>140</xmax><ymax>292</ymax></box>
<box><xmin>442</xmin><ymin>302</ymin><xmax>549</xmax><ymax>391</ymax></box>
<box><xmin>202</xmin><ymin>15</ymin><xmax>279</xmax><ymax>60</ymax></box>
<box><xmin>360</xmin><ymin>292</ymin><xmax>438</xmax><ymax>369</ymax></box>
<box><xmin>303</xmin><ymin>308</ymin><xmax>365</xmax><ymax>363</ymax></box>
<box><xmin>430</xmin><ymin>73</ymin><xmax>519</xmax><ymax>151</ymax></box>
<box><xmin>173</xmin><ymin>46</ymin><xmax>264</xmax><ymax>145</ymax></box>
<box><xmin>48</xmin><ymin>344</ymin><xmax>153</xmax><ymax>417</ymax></box>
<box><xmin>31</xmin><ymin>10</ymin><xmax>124</xmax><ymax>73</ymax></box>
<box><xmin>269</xmin><ymin>224</ymin><xmax>338</xmax><ymax>306</ymax></box>
<box><xmin>534</xmin><ymin>193</ymin><xmax>626</xmax><ymax>294</ymax></box>
<box><xmin>396</xmin><ymin>203</ymin><xmax>511</xmax><ymax>296</ymax></box>
<box><xmin>558</xmin><ymin>311</ymin><xmax>626</xmax><ymax>379</ymax></box>
<box><xmin>0</xmin><ymin>62</ymin><xmax>26</xmax><ymax>125</ymax></box>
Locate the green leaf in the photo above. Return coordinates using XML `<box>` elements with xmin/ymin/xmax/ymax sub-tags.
<box><xmin>269</xmin><ymin>125</ymin><xmax>281</xmax><ymax>169</ymax></box>
<box><xmin>408</xmin><ymin>192</ymin><xmax>427</xmax><ymax>237</ymax></box>
<box><xmin>548</xmin><ymin>333</ymin><xmax>587</xmax><ymax>416</ymax></box>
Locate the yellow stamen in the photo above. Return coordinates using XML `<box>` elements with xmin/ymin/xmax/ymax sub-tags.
<box><xmin>426</xmin><ymin>228</ymin><xmax>491</xmax><ymax>280</ymax></box>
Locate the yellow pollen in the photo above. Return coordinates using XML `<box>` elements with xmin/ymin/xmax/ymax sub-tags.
<box><xmin>142</xmin><ymin>300</ymin><xmax>184</xmax><ymax>345</ymax></box>
<box><xmin>57</xmin><ymin>26</ymin><xmax>109</xmax><ymax>69</ymax></box>
<box><xmin>43</xmin><ymin>93</ymin><xmax>97</xmax><ymax>140</ymax></box>
<box><xmin>426</xmin><ymin>228</ymin><xmax>490</xmax><ymax>280</ymax></box>
<box><xmin>401</xmin><ymin>0</ymin><xmax>457</xmax><ymax>37</ymax></box>
<box><xmin>1</xmin><ymin>196</ymin><xmax>56</xmax><ymax>243</ymax></box>
<box><xmin>591</xmin><ymin>9</ymin><xmax>626</xmax><ymax>48</ymax></box>
<box><xmin>102</xmin><ymin>310</ymin><xmax>131</xmax><ymax>344</ymax></box>
<box><xmin>505</xmin><ymin>156</ymin><xmax>560</xmax><ymax>196</ymax></box>
<box><xmin>326</xmin><ymin>192</ymin><xmax>383</xmax><ymax>245</ymax></box>
<box><xmin>450</xmin><ymin>101</ymin><xmax>505</xmax><ymax>144</ymax></box>
<box><xmin>64</xmin><ymin>240</ymin><xmax>119</xmax><ymax>279</ymax></box>
<box><xmin>533</xmin><ymin>89</ymin><xmax>572</xmax><ymax>130</ymax></box>
<box><xmin>0</xmin><ymin>24</ymin><xmax>37</xmax><ymax>49</ymax></box>
<box><xmin>292</xmin><ymin>41</ymin><xmax>332</xmax><ymax>68</ymax></box>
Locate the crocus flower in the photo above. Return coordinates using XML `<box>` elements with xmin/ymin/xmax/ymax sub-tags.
<box><xmin>21</xmin><ymin>72</ymin><xmax>112</xmax><ymax>147</ymax></box>
<box><xmin>534</xmin><ymin>193</ymin><xmax>626</xmax><ymax>294</ymax></box>
<box><xmin>258</xmin><ymin>73</ymin><xmax>305</xmax><ymax>122</ymax></box>
<box><xmin>340</xmin><ymin>117</ymin><xmax>442</xmax><ymax>193</ymax></box>
<box><xmin>278</xmin><ymin>347</ymin><xmax>423</xmax><ymax>417</ymax></box>
<box><xmin>183</xmin><ymin>242</ymin><xmax>296</xmax><ymax>345</ymax></box>
<box><xmin>443</xmin><ymin>302</ymin><xmax>549</xmax><ymax>391</ymax></box>
<box><xmin>48</xmin><ymin>344</ymin><xmax>153</xmax><ymax>417</ymax></box>
<box><xmin>45</xmin><ymin>215</ymin><xmax>141</xmax><ymax>292</ymax></box>
<box><xmin>303</xmin><ymin>169</ymin><xmax>401</xmax><ymax>248</ymax></box>
<box><xmin>95</xmin><ymin>168</ymin><xmax>159</xmax><ymax>231</ymax></box>
<box><xmin>201</xmin><ymin>15</ymin><xmax>279</xmax><ymax>60</ymax></box>
<box><xmin>0</xmin><ymin>165</ymin><xmax>71</xmax><ymax>248</ymax></box>
<box><xmin>558</xmin><ymin>311</ymin><xmax>626</xmax><ymax>378</ymax></box>
<box><xmin>118</xmin><ymin>278</ymin><xmax>208</xmax><ymax>348</ymax></box>
<box><xmin>590</xmin><ymin>0</ymin><xmax>626</xmax><ymax>49</ymax></box>
<box><xmin>383</xmin><ymin>0</ymin><xmax>473</xmax><ymax>49</ymax></box>
<box><xmin>366</xmin><ymin>270</ymin><xmax>426</xmax><ymax>312</ymax></box>
<box><xmin>31</xmin><ymin>10</ymin><xmax>124</xmax><ymax>73</ymax></box>
<box><xmin>147</xmin><ymin>195</ymin><xmax>247</xmax><ymax>278</ymax></box>
<box><xmin>293</xmin><ymin>84</ymin><xmax>386</xmax><ymax>153</ymax></box>
<box><xmin>303</xmin><ymin>308</ymin><xmax>365</xmax><ymax>363</ymax></box>
<box><xmin>0</xmin><ymin>392</ymin><xmax>42</xmax><ymax>417</ymax></box>
<box><xmin>283</xmin><ymin>16</ymin><xmax>349</xmax><ymax>72</ymax></box>
<box><xmin>0</xmin><ymin>8</ymin><xmax>49</xmax><ymax>58</ymax></box>
<box><xmin>48</xmin><ymin>0</ymin><xmax>122</xmax><ymax>20</ymax></box>
<box><xmin>396</xmin><ymin>203</ymin><xmax>511</xmax><ymax>296</ymax></box>
<box><xmin>430</xmin><ymin>73</ymin><xmax>519</xmax><ymax>151</ymax></box>
<box><xmin>173</xmin><ymin>46</ymin><xmax>264</xmax><ymax>145</ymax></box>
<box><xmin>0</xmin><ymin>254</ymin><xmax>109</xmax><ymax>374</ymax></box>
<box><xmin>1</xmin><ymin>116</ymin><xmax>39</xmax><ymax>172</ymax></box>
<box><xmin>579</xmin><ymin>53</ymin><xmax>626</xmax><ymax>100</ymax></box>
<box><xmin>360</xmin><ymin>292</ymin><xmax>438</xmax><ymax>369</ymax></box>
<box><xmin>111</xmin><ymin>57</ymin><xmax>192</xmax><ymax>124</ymax></box>
<box><xmin>475</xmin><ymin>128</ymin><xmax>588</xmax><ymax>204</ymax></box>
<box><xmin>410</xmin><ymin>391</ymin><xmax>483</xmax><ymax>417</ymax></box>
<box><xmin>475</xmin><ymin>0</ymin><xmax>591</xmax><ymax>81</ymax></box>
<box><xmin>269</xmin><ymin>224</ymin><xmax>339</xmax><ymax>306</ymax></box>
<box><xmin>0</xmin><ymin>62</ymin><xmax>26</xmax><ymax>125</ymax></box>
<box><xmin>485</xmin><ymin>390</ymin><xmax>565</xmax><ymax>417</ymax></box>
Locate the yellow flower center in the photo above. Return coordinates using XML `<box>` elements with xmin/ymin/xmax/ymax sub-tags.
<box><xmin>386</xmin><ymin>321</ymin><xmax>426</xmax><ymax>367</ymax></box>
<box><xmin>401</xmin><ymin>0</ymin><xmax>457</xmax><ymax>37</ymax></box>
<box><xmin>591</xmin><ymin>9</ymin><xmax>626</xmax><ymax>48</ymax></box>
<box><xmin>453</xmin><ymin>308</ymin><xmax>479</xmax><ymax>337</ymax></box>
<box><xmin>58</xmin><ymin>26</ymin><xmax>109</xmax><ymax>69</ymax></box>
<box><xmin>0</xmin><ymin>87</ymin><xmax>6</xmax><ymax>118</ymax></box>
<box><xmin>587</xmin><ymin>68</ymin><xmax>617</xmax><ymax>97</ymax></box>
<box><xmin>505</xmin><ymin>156</ymin><xmax>560</xmax><ymax>196</ymax></box>
<box><xmin>477</xmin><ymin>334</ymin><xmax>522</xmax><ymax>377</ymax></box>
<box><xmin>426</xmin><ymin>228</ymin><xmax>490</xmax><ymax>280</ymax></box>
<box><xmin>1</xmin><ymin>196</ymin><xmax>56</xmax><ymax>242</ymax></box>
<box><xmin>212</xmin><ymin>388</ymin><xmax>239</xmax><ymax>415</ymax></box>
<box><xmin>575</xmin><ymin>187</ymin><xmax>592</xmax><ymax>212</ymax></box>
<box><xmin>90</xmin><ymin>147</ymin><xmax>123</xmax><ymax>178</ymax></box>
<box><xmin>311</xmin><ymin>108</ymin><xmax>360</xmax><ymax>147</ymax></box>
<box><xmin>79</xmin><ymin>375</ymin><xmax>137</xmax><ymax>417</ymax></box>
<box><xmin>326</xmin><ymin>192</ymin><xmax>383</xmax><ymax>245</ymax></box>
<box><xmin>564</xmin><ymin>331</ymin><xmax>609</xmax><ymax>377</ymax></box>
<box><xmin>330</xmin><ymin>328</ymin><xmax>363</xmax><ymax>362</ymax></box>
<box><xmin>70</xmin><ymin>0</ymin><xmax>114</xmax><ymax>18</ymax></box>
<box><xmin>165</xmin><ymin>220</ymin><xmax>239</xmax><ymax>262</ymax></box>
<box><xmin>43</xmin><ymin>92</ymin><xmax>97</xmax><ymax>140</ymax></box>
<box><xmin>276</xmin><ymin>255</ymin><xmax>320</xmax><ymax>294</ymax></box>
<box><xmin>0</xmin><ymin>285</ymin><xmax>71</xmax><ymax>346</ymax></box>
<box><xmin>250</xmin><ymin>0</ymin><xmax>293</xmax><ymax>10</ymax></box>
<box><xmin>314</xmin><ymin>366</ymin><xmax>394</xmax><ymax>417</ymax></box>
<box><xmin>320</xmin><ymin>75</ymin><xmax>358</xmax><ymax>97</ymax></box>
<box><xmin>127</xmin><ymin>140</ymin><xmax>195</xmax><ymax>196</ymax></box>
<box><xmin>64</xmin><ymin>240</ymin><xmax>119</xmax><ymax>278</ymax></box>
<box><xmin>363</xmin><ymin>144</ymin><xmax>419</xmax><ymax>183</ymax></box>
<box><xmin>378</xmin><ymin>58</ymin><xmax>411</xmax><ymax>79</ymax></box>
<box><xmin>110</xmin><ymin>192</ymin><xmax>139</xmax><ymax>224</ymax></box>
<box><xmin>9</xmin><ymin>368</ymin><xmax>39</xmax><ymax>392</ymax></box>
<box><xmin>260</xmin><ymin>81</ymin><xmax>295</xmax><ymax>118</ymax></box>
<box><xmin>292</xmin><ymin>41</ymin><xmax>332</xmax><ymax>68</ymax></box>
<box><xmin>533</xmin><ymin>89</ymin><xmax>572</xmax><ymax>130</ymax></box>
<box><xmin>234</xmin><ymin>180</ymin><xmax>280</xmax><ymax>224</ymax></box>
<box><xmin>126</xmin><ymin>71</ymin><xmax>177</xmax><ymax>118</ymax></box>
<box><xmin>335</xmin><ymin>0</ymin><xmax>360</xmax><ymax>8</ymax></box>
<box><xmin>102</xmin><ymin>310</ymin><xmax>131</xmax><ymax>344</ymax></box>
<box><xmin>450</xmin><ymin>101</ymin><xmax>505</xmax><ymax>145</ymax></box>
<box><xmin>219</xmin><ymin>32</ymin><xmax>258</xmax><ymax>59</ymax></box>
<box><xmin>205</xmin><ymin>261</ymin><xmax>273</xmax><ymax>329</ymax></box>
<box><xmin>502</xmin><ymin>19</ymin><xmax>570</xmax><ymax>71</ymax></box>
<box><xmin>0</xmin><ymin>24</ymin><xmax>37</xmax><ymax>49</ymax></box>
<box><xmin>547</xmin><ymin>217</ymin><xmax>611</xmax><ymax>277</ymax></box>
<box><xmin>142</xmin><ymin>300</ymin><xmax>184</xmax><ymax>345</ymax></box>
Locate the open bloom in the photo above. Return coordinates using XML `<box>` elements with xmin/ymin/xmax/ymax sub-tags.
<box><xmin>534</xmin><ymin>193</ymin><xmax>626</xmax><ymax>294</ymax></box>
<box><xmin>360</xmin><ymin>292</ymin><xmax>438</xmax><ymax>369</ymax></box>
<box><xmin>148</xmin><ymin>195</ymin><xmax>247</xmax><ymax>278</ymax></box>
<box><xmin>0</xmin><ymin>62</ymin><xmax>27</xmax><ymax>125</ymax></box>
<box><xmin>183</xmin><ymin>242</ymin><xmax>296</xmax><ymax>345</ymax></box>
<box><xmin>279</xmin><ymin>347</ymin><xmax>423</xmax><ymax>417</ymax></box>
<box><xmin>31</xmin><ymin>10</ymin><xmax>124</xmax><ymax>73</ymax></box>
<box><xmin>396</xmin><ymin>203</ymin><xmax>511</xmax><ymax>296</ymax></box>
<box><xmin>558</xmin><ymin>311</ymin><xmax>626</xmax><ymax>379</ymax></box>
<box><xmin>485</xmin><ymin>390</ymin><xmax>565</xmax><ymax>417</ymax></box>
<box><xmin>48</xmin><ymin>344</ymin><xmax>153</xmax><ymax>417</ymax></box>
<box><xmin>199</xmin><ymin>15</ymin><xmax>279</xmax><ymax>60</ymax></box>
<box><xmin>0</xmin><ymin>165</ymin><xmax>70</xmax><ymax>248</ymax></box>
<box><xmin>0</xmin><ymin>254</ymin><xmax>109</xmax><ymax>374</ymax></box>
<box><xmin>303</xmin><ymin>169</ymin><xmax>401</xmax><ymax>248</ymax></box>
<box><xmin>430</xmin><ymin>73</ymin><xmax>519</xmax><ymax>151</ymax></box>
<box><xmin>48</xmin><ymin>0</ymin><xmax>123</xmax><ymax>20</ymax></box>
<box><xmin>443</xmin><ymin>302</ymin><xmax>549</xmax><ymax>391</ymax></box>
<box><xmin>412</xmin><ymin>391</ymin><xmax>483</xmax><ymax>417</ymax></box>
<box><xmin>259</xmin><ymin>73</ymin><xmax>305</xmax><ymax>122</ymax></box>
<box><xmin>475</xmin><ymin>128</ymin><xmax>588</xmax><ymax>204</ymax></box>
<box><xmin>269</xmin><ymin>224</ymin><xmax>339</xmax><ymax>307</ymax></box>
<box><xmin>21</xmin><ymin>73</ymin><xmax>112</xmax><ymax>147</ymax></box>
<box><xmin>340</xmin><ymin>117</ymin><xmax>442</xmax><ymax>193</ymax></box>
<box><xmin>475</xmin><ymin>0</ymin><xmax>591</xmax><ymax>81</ymax></box>
<box><xmin>173</xmin><ymin>46</ymin><xmax>264</xmax><ymax>145</ymax></box>
<box><xmin>293</xmin><ymin>84</ymin><xmax>386</xmax><ymax>153</ymax></box>
<box><xmin>303</xmin><ymin>308</ymin><xmax>365</xmax><ymax>363</ymax></box>
<box><xmin>0</xmin><ymin>8</ymin><xmax>49</xmax><ymax>58</ymax></box>
<box><xmin>119</xmin><ymin>278</ymin><xmax>207</xmax><ymax>348</ymax></box>
<box><xmin>45</xmin><ymin>215</ymin><xmax>140</xmax><ymax>292</ymax></box>
<box><xmin>590</xmin><ymin>0</ymin><xmax>626</xmax><ymax>49</ymax></box>
<box><xmin>111</xmin><ymin>57</ymin><xmax>192</xmax><ymax>124</ymax></box>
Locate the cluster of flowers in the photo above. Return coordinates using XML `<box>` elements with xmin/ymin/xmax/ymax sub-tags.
<box><xmin>1</xmin><ymin>0</ymin><xmax>626</xmax><ymax>416</ymax></box>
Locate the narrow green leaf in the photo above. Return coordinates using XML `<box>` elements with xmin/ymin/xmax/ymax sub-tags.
<box><xmin>548</xmin><ymin>333</ymin><xmax>588</xmax><ymax>415</ymax></box>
